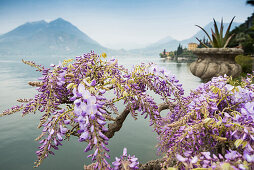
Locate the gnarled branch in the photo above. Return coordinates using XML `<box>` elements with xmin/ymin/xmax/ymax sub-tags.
<box><xmin>139</xmin><ymin>158</ymin><xmax>164</xmax><ymax>170</ymax></box>
<box><xmin>105</xmin><ymin>102</ymin><xmax>176</xmax><ymax>139</ymax></box>
<box><xmin>105</xmin><ymin>105</ymin><xmax>134</xmax><ymax>138</ymax></box>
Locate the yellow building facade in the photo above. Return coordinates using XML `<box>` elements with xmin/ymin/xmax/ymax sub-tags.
<box><xmin>188</xmin><ymin>43</ymin><xmax>198</xmax><ymax>51</ymax></box>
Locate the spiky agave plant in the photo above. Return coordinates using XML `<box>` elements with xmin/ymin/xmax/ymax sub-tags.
<box><xmin>196</xmin><ymin>16</ymin><xmax>235</xmax><ymax>48</ymax></box>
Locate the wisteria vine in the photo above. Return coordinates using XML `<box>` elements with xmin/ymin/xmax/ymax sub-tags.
<box><xmin>1</xmin><ymin>52</ymin><xmax>254</xmax><ymax>170</ymax></box>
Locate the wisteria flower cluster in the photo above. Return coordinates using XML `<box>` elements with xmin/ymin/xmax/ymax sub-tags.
<box><xmin>112</xmin><ymin>148</ymin><xmax>139</xmax><ymax>169</ymax></box>
<box><xmin>158</xmin><ymin>74</ymin><xmax>254</xmax><ymax>169</ymax></box>
<box><xmin>1</xmin><ymin>52</ymin><xmax>184</xmax><ymax>169</ymax></box>
<box><xmin>1</xmin><ymin>51</ymin><xmax>254</xmax><ymax>170</ymax></box>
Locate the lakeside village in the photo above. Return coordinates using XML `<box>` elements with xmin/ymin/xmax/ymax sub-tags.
<box><xmin>160</xmin><ymin>12</ymin><xmax>254</xmax><ymax>65</ymax></box>
<box><xmin>159</xmin><ymin>42</ymin><xmax>201</xmax><ymax>62</ymax></box>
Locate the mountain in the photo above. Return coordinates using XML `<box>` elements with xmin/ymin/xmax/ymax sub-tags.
<box><xmin>129</xmin><ymin>21</ymin><xmax>241</xmax><ymax>56</ymax></box>
<box><xmin>150</xmin><ymin>36</ymin><xmax>175</xmax><ymax>46</ymax></box>
<box><xmin>127</xmin><ymin>36</ymin><xmax>178</xmax><ymax>56</ymax></box>
<box><xmin>0</xmin><ymin>18</ymin><xmax>242</xmax><ymax>58</ymax></box>
<box><xmin>180</xmin><ymin>21</ymin><xmax>241</xmax><ymax>47</ymax></box>
<box><xmin>0</xmin><ymin>18</ymin><xmax>109</xmax><ymax>56</ymax></box>
<box><xmin>129</xmin><ymin>39</ymin><xmax>179</xmax><ymax>56</ymax></box>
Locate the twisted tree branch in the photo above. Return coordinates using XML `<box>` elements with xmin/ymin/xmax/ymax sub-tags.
<box><xmin>28</xmin><ymin>79</ymin><xmax>176</xmax><ymax>169</ymax></box>
<box><xmin>105</xmin><ymin>105</ymin><xmax>135</xmax><ymax>138</ymax></box>
<box><xmin>139</xmin><ymin>158</ymin><xmax>164</xmax><ymax>170</ymax></box>
<box><xmin>105</xmin><ymin>102</ymin><xmax>176</xmax><ymax>139</ymax></box>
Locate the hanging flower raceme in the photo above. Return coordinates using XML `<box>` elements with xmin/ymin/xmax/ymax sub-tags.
<box><xmin>158</xmin><ymin>73</ymin><xmax>254</xmax><ymax>169</ymax></box>
<box><xmin>2</xmin><ymin>51</ymin><xmax>254</xmax><ymax>169</ymax></box>
<box><xmin>1</xmin><ymin>52</ymin><xmax>185</xmax><ymax>169</ymax></box>
<box><xmin>112</xmin><ymin>148</ymin><xmax>139</xmax><ymax>170</ymax></box>
<box><xmin>71</xmin><ymin>80</ymin><xmax>111</xmax><ymax>169</ymax></box>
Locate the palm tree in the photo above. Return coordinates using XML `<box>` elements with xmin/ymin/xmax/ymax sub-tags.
<box><xmin>246</xmin><ymin>0</ymin><xmax>254</xmax><ymax>6</ymax></box>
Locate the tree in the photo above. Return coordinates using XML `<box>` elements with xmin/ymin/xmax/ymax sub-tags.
<box><xmin>247</xmin><ymin>0</ymin><xmax>254</xmax><ymax>6</ymax></box>
<box><xmin>1</xmin><ymin>52</ymin><xmax>254</xmax><ymax>169</ymax></box>
<box><xmin>228</xmin><ymin>13</ymin><xmax>254</xmax><ymax>55</ymax></box>
<box><xmin>235</xmin><ymin>32</ymin><xmax>248</xmax><ymax>45</ymax></box>
<box><xmin>176</xmin><ymin>44</ymin><xmax>183</xmax><ymax>56</ymax></box>
<box><xmin>163</xmin><ymin>49</ymin><xmax>166</xmax><ymax>55</ymax></box>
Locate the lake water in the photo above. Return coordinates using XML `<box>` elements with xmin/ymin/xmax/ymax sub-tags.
<box><xmin>0</xmin><ymin>55</ymin><xmax>201</xmax><ymax>170</ymax></box>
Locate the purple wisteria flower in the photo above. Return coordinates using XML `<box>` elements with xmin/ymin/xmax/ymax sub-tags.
<box><xmin>2</xmin><ymin>52</ymin><xmax>254</xmax><ymax>169</ymax></box>
<box><xmin>112</xmin><ymin>148</ymin><xmax>139</xmax><ymax>170</ymax></box>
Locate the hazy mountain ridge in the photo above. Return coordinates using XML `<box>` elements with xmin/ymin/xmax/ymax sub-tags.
<box><xmin>150</xmin><ymin>36</ymin><xmax>175</xmax><ymax>46</ymax></box>
<box><xmin>0</xmin><ymin>18</ymin><xmax>241</xmax><ymax>58</ymax></box>
<box><xmin>0</xmin><ymin>18</ymin><xmax>109</xmax><ymax>56</ymax></box>
<box><xmin>180</xmin><ymin>21</ymin><xmax>241</xmax><ymax>47</ymax></box>
<box><xmin>128</xmin><ymin>21</ymin><xmax>241</xmax><ymax>56</ymax></box>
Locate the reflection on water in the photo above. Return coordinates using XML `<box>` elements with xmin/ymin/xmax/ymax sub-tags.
<box><xmin>0</xmin><ymin>56</ymin><xmax>201</xmax><ymax>170</ymax></box>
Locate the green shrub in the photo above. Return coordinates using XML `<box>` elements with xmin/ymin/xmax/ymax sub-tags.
<box><xmin>235</xmin><ymin>55</ymin><xmax>253</xmax><ymax>73</ymax></box>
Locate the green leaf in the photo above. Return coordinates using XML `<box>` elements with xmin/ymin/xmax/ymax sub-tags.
<box><xmin>216</xmin><ymin>120</ymin><xmax>222</xmax><ymax>126</ymax></box>
<box><xmin>111</xmin><ymin>77</ymin><xmax>117</xmax><ymax>84</ymax></box>
<box><xmin>212</xmin><ymin>86</ymin><xmax>219</xmax><ymax>93</ymax></box>
<box><xmin>66</xmin><ymin>83</ymin><xmax>74</xmax><ymax>90</ymax></box>
<box><xmin>234</xmin><ymin>139</ymin><xmax>243</xmax><ymax>148</ymax></box>
<box><xmin>195</xmin><ymin>25</ymin><xmax>212</xmax><ymax>43</ymax></box>
<box><xmin>167</xmin><ymin>168</ymin><xmax>177</xmax><ymax>170</ymax></box>
<box><xmin>211</xmin><ymin>29</ymin><xmax>220</xmax><ymax>47</ymax></box>
<box><xmin>225</xmin><ymin>16</ymin><xmax>235</xmax><ymax>38</ymax></box>
<box><xmin>213</xmin><ymin>18</ymin><xmax>221</xmax><ymax>46</ymax></box>
<box><xmin>223</xmin><ymin>34</ymin><xmax>235</xmax><ymax>48</ymax></box>
<box><xmin>203</xmin><ymin>118</ymin><xmax>213</xmax><ymax>124</ymax></box>
<box><xmin>122</xmin><ymin>91</ymin><xmax>128</xmax><ymax>97</ymax></box>
<box><xmin>196</xmin><ymin>37</ymin><xmax>209</xmax><ymax>48</ymax></box>
<box><xmin>196</xmin><ymin>16</ymin><xmax>235</xmax><ymax>48</ymax></box>
<box><xmin>221</xmin><ymin>162</ymin><xmax>232</xmax><ymax>170</ymax></box>
<box><xmin>218</xmin><ymin>116</ymin><xmax>222</xmax><ymax>121</ymax></box>
<box><xmin>220</xmin><ymin>18</ymin><xmax>224</xmax><ymax>41</ymax></box>
<box><xmin>230</xmin><ymin>123</ymin><xmax>244</xmax><ymax>128</ymax></box>
<box><xmin>213</xmin><ymin>18</ymin><xmax>219</xmax><ymax>35</ymax></box>
<box><xmin>216</xmin><ymin>136</ymin><xmax>227</xmax><ymax>142</ymax></box>
<box><xmin>242</xmin><ymin>141</ymin><xmax>248</xmax><ymax>148</ymax></box>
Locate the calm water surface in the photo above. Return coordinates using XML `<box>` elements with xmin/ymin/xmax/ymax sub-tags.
<box><xmin>0</xmin><ymin>56</ymin><xmax>201</xmax><ymax>170</ymax></box>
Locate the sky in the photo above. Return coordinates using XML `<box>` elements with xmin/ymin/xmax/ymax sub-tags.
<box><xmin>0</xmin><ymin>0</ymin><xmax>253</xmax><ymax>49</ymax></box>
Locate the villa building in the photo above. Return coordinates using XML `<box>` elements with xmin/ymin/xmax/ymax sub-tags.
<box><xmin>188</xmin><ymin>43</ymin><xmax>198</xmax><ymax>51</ymax></box>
